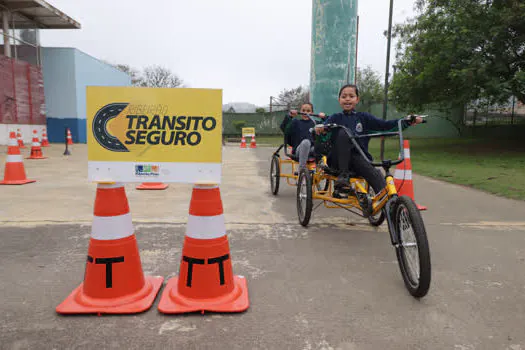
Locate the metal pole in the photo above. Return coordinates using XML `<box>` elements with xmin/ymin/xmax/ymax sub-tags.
<box><xmin>270</xmin><ymin>96</ymin><xmax>273</xmax><ymax>113</ymax></box>
<box><xmin>511</xmin><ymin>96</ymin><xmax>515</xmax><ymax>125</ymax></box>
<box><xmin>354</xmin><ymin>15</ymin><xmax>359</xmax><ymax>84</ymax></box>
<box><xmin>2</xmin><ymin>11</ymin><xmax>11</xmax><ymax>57</ymax></box>
<box><xmin>381</xmin><ymin>0</ymin><xmax>394</xmax><ymax>160</ymax></box>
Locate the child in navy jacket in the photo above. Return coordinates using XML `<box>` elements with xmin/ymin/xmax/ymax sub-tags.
<box><xmin>316</xmin><ymin>84</ymin><xmax>423</xmax><ymax>198</ymax></box>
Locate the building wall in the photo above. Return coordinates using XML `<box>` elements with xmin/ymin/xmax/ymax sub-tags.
<box><xmin>73</xmin><ymin>49</ymin><xmax>131</xmax><ymax>143</ymax></box>
<box><xmin>0</xmin><ymin>54</ymin><xmax>47</xmax><ymax>145</ymax></box>
<box><xmin>41</xmin><ymin>47</ymin><xmax>77</xmax><ymax>144</ymax></box>
<box><xmin>41</xmin><ymin>47</ymin><xmax>131</xmax><ymax>143</ymax></box>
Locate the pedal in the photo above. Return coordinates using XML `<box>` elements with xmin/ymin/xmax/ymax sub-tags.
<box><xmin>357</xmin><ymin>193</ymin><xmax>373</xmax><ymax>218</ymax></box>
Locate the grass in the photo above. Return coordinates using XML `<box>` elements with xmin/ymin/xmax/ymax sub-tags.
<box><xmin>241</xmin><ymin>135</ymin><xmax>525</xmax><ymax>201</ymax></box>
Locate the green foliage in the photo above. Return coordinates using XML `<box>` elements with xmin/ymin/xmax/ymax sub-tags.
<box><xmin>356</xmin><ymin>66</ymin><xmax>384</xmax><ymax>112</ymax></box>
<box><xmin>255</xmin><ymin>107</ymin><xmax>266</xmax><ymax>114</ymax></box>
<box><xmin>391</xmin><ymin>0</ymin><xmax>525</xmax><ymax>110</ymax></box>
<box><xmin>232</xmin><ymin>120</ymin><xmax>247</xmax><ymax>132</ymax></box>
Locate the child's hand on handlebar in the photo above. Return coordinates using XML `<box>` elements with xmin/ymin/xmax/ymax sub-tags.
<box><xmin>290</xmin><ymin>110</ymin><xmax>298</xmax><ymax>117</ymax></box>
<box><xmin>406</xmin><ymin>114</ymin><xmax>427</xmax><ymax>125</ymax></box>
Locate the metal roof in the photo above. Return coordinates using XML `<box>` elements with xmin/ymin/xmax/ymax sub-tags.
<box><xmin>0</xmin><ymin>0</ymin><xmax>81</xmax><ymax>29</ymax></box>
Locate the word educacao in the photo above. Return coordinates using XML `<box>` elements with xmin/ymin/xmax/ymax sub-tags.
<box><xmin>124</xmin><ymin>115</ymin><xmax>218</xmax><ymax>146</ymax></box>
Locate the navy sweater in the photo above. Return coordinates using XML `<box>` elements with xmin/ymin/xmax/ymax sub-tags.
<box><xmin>324</xmin><ymin>110</ymin><xmax>410</xmax><ymax>160</ymax></box>
<box><xmin>289</xmin><ymin>118</ymin><xmax>316</xmax><ymax>152</ymax></box>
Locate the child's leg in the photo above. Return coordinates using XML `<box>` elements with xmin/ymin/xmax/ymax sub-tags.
<box><xmin>333</xmin><ymin>129</ymin><xmax>354</xmax><ymax>188</ymax></box>
<box><xmin>351</xmin><ymin>153</ymin><xmax>386</xmax><ymax>192</ymax></box>
<box><xmin>333</xmin><ymin>129</ymin><xmax>353</xmax><ymax>173</ymax></box>
<box><xmin>296</xmin><ymin>139</ymin><xmax>312</xmax><ymax>170</ymax></box>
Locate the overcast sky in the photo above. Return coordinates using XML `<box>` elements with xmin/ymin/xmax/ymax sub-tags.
<box><xmin>40</xmin><ymin>0</ymin><xmax>418</xmax><ymax>107</ymax></box>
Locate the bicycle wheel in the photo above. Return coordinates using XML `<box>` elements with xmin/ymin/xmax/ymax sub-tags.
<box><xmin>367</xmin><ymin>185</ymin><xmax>385</xmax><ymax>227</ymax></box>
<box><xmin>393</xmin><ymin>195</ymin><xmax>431</xmax><ymax>298</ymax></box>
<box><xmin>297</xmin><ymin>168</ymin><xmax>313</xmax><ymax>227</ymax></box>
<box><xmin>270</xmin><ymin>155</ymin><xmax>280</xmax><ymax>195</ymax></box>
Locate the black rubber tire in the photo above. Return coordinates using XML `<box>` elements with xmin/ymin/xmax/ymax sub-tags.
<box><xmin>270</xmin><ymin>155</ymin><xmax>280</xmax><ymax>195</ymax></box>
<box><xmin>394</xmin><ymin>195</ymin><xmax>432</xmax><ymax>298</ymax></box>
<box><xmin>367</xmin><ymin>184</ymin><xmax>386</xmax><ymax>227</ymax></box>
<box><xmin>297</xmin><ymin>168</ymin><xmax>313</xmax><ymax>227</ymax></box>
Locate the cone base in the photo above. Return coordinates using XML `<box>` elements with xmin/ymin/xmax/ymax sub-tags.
<box><xmin>158</xmin><ymin>275</ymin><xmax>249</xmax><ymax>314</ymax></box>
<box><xmin>56</xmin><ymin>275</ymin><xmax>164</xmax><ymax>315</ymax></box>
<box><xmin>26</xmin><ymin>156</ymin><xmax>47</xmax><ymax>160</ymax></box>
<box><xmin>0</xmin><ymin>178</ymin><xmax>36</xmax><ymax>185</ymax></box>
<box><xmin>136</xmin><ymin>183</ymin><xmax>169</xmax><ymax>190</ymax></box>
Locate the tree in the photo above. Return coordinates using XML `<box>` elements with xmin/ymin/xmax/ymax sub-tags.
<box><xmin>355</xmin><ymin>66</ymin><xmax>384</xmax><ymax>111</ymax></box>
<box><xmin>112</xmin><ymin>64</ymin><xmax>143</xmax><ymax>86</ymax></box>
<box><xmin>275</xmin><ymin>86</ymin><xmax>310</xmax><ymax>109</ymax></box>
<box><xmin>390</xmin><ymin>0</ymin><xmax>525</xmax><ymax>111</ymax></box>
<box><xmin>255</xmin><ymin>107</ymin><xmax>266</xmax><ymax>113</ymax></box>
<box><xmin>139</xmin><ymin>65</ymin><xmax>184</xmax><ymax>88</ymax></box>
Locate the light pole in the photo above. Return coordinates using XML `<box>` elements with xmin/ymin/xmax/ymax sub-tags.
<box><xmin>381</xmin><ymin>0</ymin><xmax>395</xmax><ymax>160</ymax></box>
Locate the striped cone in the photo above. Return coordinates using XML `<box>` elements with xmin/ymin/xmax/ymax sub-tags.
<box><xmin>0</xmin><ymin>131</ymin><xmax>36</xmax><ymax>185</ymax></box>
<box><xmin>67</xmin><ymin>129</ymin><xmax>73</xmax><ymax>145</ymax></box>
<box><xmin>394</xmin><ymin>140</ymin><xmax>427</xmax><ymax>211</ymax></box>
<box><xmin>136</xmin><ymin>182</ymin><xmax>169</xmax><ymax>190</ymax></box>
<box><xmin>158</xmin><ymin>184</ymin><xmax>249</xmax><ymax>314</ymax></box>
<box><xmin>41</xmin><ymin>129</ymin><xmax>50</xmax><ymax>147</ymax></box>
<box><xmin>26</xmin><ymin>130</ymin><xmax>47</xmax><ymax>160</ymax></box>
<box><xmin>240</xmin><ymin>136</ymin><xmax>247</xmax><ymax>148</ymax></box>
<box><xmin>17</xmin><ymin>129</ymin><xmax>26</xmax><ymax>148</ymax></box>
<box><xmin>56</xmin><ymin>183</ymin><xmax>164</xmax><ymax>315</ymax></box>
<box><xmin>249</xmin><ymin>136</ymin><xmax>257</xmax><ymax>148</ymax></box>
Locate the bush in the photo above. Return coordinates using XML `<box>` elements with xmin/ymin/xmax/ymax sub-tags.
<box><xmin>232</xmin><ymin>120</ymin><xmax>246</xmax><ymax>132</ymax></box>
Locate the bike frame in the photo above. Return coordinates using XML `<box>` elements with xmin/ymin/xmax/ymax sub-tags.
<box><xmin>308</xmin><ymin>118</ymin><xmax>422</xmax><ymax>247</ymax></box>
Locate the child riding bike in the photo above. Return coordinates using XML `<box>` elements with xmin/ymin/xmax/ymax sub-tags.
<box><xmin>286</xmin><ymin>103</ymin><xmax>326</xmax><ymax>172</ymax></box>
<box><xmin>315</xmin><ymin>84</ymin><xmax>424</xmax><ymax>204</ymax></box>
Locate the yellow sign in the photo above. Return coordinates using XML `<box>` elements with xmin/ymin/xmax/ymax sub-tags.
<box><xmin>87</xmin><ymin>86</ymin><xmax>222</xmax><ymax>183</ymax></box>
<box><xmin>242</xmin><ymin>127</ymin><xmax>255</xmax><ymax>137</ymax></box>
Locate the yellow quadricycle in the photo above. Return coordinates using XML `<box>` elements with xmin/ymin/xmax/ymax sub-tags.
<box><xmin>291</xmin><ymin>115</ymin><xmax>432</xmax><ymax>299</ymax></box>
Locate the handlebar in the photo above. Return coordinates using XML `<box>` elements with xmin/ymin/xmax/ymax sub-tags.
<box><xmin>316</xmin><ymin>115</ymin><xmax>428</xmax><ymax>168</ymax></box>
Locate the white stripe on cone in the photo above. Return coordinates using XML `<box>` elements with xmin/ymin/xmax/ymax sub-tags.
<box><xmin>404</xmin><ymin>148</ymin><xmax>410</xmax><ymax>158</ymax></box>
<box><xmin>91</xmin><ymin>212</ymin><xmax>134</xmax><ymax>240</ymax></box>
<box><xmin>7</xmin><ymin>155</ymin><xmax>23</xmax><ymax>162</ymax></box>
<box><xmin>98</xmin><ymin>182</ymin><xmax>124</xmax><ymax>189</ymax></box>
<box><xmin>32</xmin><ymin>142</ymin><xmax>40</xmax><ymax>147</ymax></box>
<box><xmin>394</xmin><ymin>169</ymin><xmax>412</xmax><ymax>180</ymax></box>
<box><xmin>186</xmin><ymin>214</ymin><xmax>226</xmax><ymax>239</ymax></box>
<box><xmin>8</xmin><ymin>138</ymin><xmax>17</xmax><ymax>146</ymax></box>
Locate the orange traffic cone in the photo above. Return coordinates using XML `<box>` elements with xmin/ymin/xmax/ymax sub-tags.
<box><xmin>67</xmin><ymin>128</ymin><xmax>73</xmax><ymax>145</ymax></box>
<box><xmin>394</xmin><ymin>140</ymin><xmax>427</xmax><ymax>211</ymax></box>
<box><xmin>158</xmin><ymin>184</ymin><xmax>249</xmax><ymax>314</ymax></box>
<box><xmin>249</xmin><ymin>136</ymin><xmax>257</xmax><ymax>148</ymax></box>
<box><xmin>56</xmin><ymin>182</ymin><xmax>164</xmax><ymax>315</ymax></box>
<box><xmin>41</xmin><ymin>129</ymin><xmax>50</xmax><ymax>147</ymax></box>
<box><xmin>26</xmin><ymin>130</ymin><xmax>47</xmax><ymax>160</ymax></box>
<box><xmin>240</xmin><ymin>136</ymin><xmax>247</xmax><ymax>148</ymax></box>
<box><xmin>136</xmin><ymin>182</ymin><xmax>169</xmax><ymax>190</ymax></box>
<box><xmin>0</xmin><ymin>131</ymin><xmax>36</xmax><ymax>185</ymax></box>
<box><xmin>17</xmin><ymin>129</ymin><xmax>25</xmax><ymax>148</ymax></box>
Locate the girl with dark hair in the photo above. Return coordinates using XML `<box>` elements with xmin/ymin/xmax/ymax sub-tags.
<box><xmin>315</xmin><ymin>84</ymin><xmax>423</xmax><ymax>202</ymax></box>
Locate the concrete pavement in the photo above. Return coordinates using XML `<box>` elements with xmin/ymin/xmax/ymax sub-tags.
<box><xmin>0</xmin><ymin>143</ymin><xmax>524</xmax><ymax>349</ymax></box>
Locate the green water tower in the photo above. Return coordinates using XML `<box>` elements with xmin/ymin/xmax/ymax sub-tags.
<box><xmin>310</xmin><ymin>0</ymin><xmax>358</xmax><ymax>116</ymax></box>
